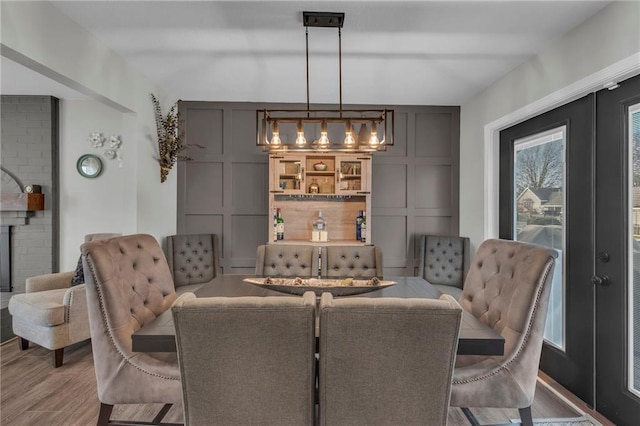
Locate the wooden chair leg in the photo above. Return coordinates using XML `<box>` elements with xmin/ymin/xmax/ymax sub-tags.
<box><xmin>519</xmin><ymin>406</ymin><xmax>533</xmax><ymax>426</ymax></box>
<box><xmin>18</xmin><ymin>336</ymin><xmax>29</xmax><ymax>350</ymax></box>
<box><xmin>97</xmin><ymin>403</ymin><xmax>114</xmax><ymax>426</ymax></box>
<box><xmin>52</xmin><ymin>348</ymin><xmax>64</xmax><ymax>368</ymax></box>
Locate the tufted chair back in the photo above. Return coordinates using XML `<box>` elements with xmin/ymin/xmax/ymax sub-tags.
<box><xmin>418</xmin><ymin>235</ymin><xmax>470</xmax><ymax>288</ymax></box>
<box><xmin>450</xmin><ymin>238</ymin><xmax>557</xmax><ymax>419</ymax></box>
<box><xmin>166</xmin><ymin>234</ymin><xmax>220</xmax><ymax>293</ymax></box>
<box><xmin>323</xmin><ymin>246</ymin><xmax>383</xmax><ymax>278</ymax></box>
<box><xmin>255</xmin><ymin>245</ymin><xmax>319</xmax><ymax>277</ymax></box>
<box><xmin>81</xmin><ymin>234</ymin><xmax>182</xmax><ymax>409</ymax></box>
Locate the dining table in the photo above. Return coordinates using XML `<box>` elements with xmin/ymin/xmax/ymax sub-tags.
<box><xmin>132</xmin><ymin>275</ymin><xmax>505</xmax><ymax>356</ymax></box>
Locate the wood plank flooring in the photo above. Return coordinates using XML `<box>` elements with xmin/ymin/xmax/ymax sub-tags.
<box><xmin>1</xmin><ymin>338</ymin><xmax>591</xmax><ymax>426</ymax></box>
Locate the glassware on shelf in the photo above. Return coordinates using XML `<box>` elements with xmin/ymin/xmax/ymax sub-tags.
<box><xmin>309</xmin><ymin>178</ymin><xmax>319</xmax><ymax>194</ymax></box>
<box><xmin>312</xmin><ymin>210</ymin><xmax>328</xmax><ymax>242</ymax></box>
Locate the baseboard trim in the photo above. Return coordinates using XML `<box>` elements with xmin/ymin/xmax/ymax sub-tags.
<box><xmin>537</xmin><ymin>371</ymin><xmax>613</xmax><ymax>426</ymax></box>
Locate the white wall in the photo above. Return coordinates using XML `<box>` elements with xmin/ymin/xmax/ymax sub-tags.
<box><xmin>460</xmin><ymin>1</ymin><xmax>640</xmax><ymax>249</ymax></box>
<box><xmin>1</xmin><ymin>1</ymin><xmax>179</xmax><ymax>269</ymax></box>
<box><xmin>59</xmin><ymin>100</ymin><xmax>136</xmax><ymax>270</ymax></box>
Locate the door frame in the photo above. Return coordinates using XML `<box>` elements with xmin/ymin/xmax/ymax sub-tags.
<box><xmin>483</xmin><ymin>54</ymin><xmax>640</xmax><ymax>240</ymax></box>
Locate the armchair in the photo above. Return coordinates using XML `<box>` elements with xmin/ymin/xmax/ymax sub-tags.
<box><xmin>8</xmin><ymin>232</ymin><xmax>120</xmax><ymax>367</ymax></box>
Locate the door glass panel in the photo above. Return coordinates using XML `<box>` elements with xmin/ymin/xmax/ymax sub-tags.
<box><xmin>513</xmin><ymin>127</ymin><xmax>566</xmax><ymax>349</ymax></box>
<box><xmin>628</xmin><ymin>102</ymin><xmax>640</xmax><ymax>397</ymax></box>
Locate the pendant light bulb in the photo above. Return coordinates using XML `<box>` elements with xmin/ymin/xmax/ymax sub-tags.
<box><xmin>295</xmin><ymin>120</ymin><xmax>307</xmax><ymax>146</ymax></box>
<box><xmin>270</xmin><ymin>121</ymin><xmax>281</xmax><ymax>146</ymax></box>
<box><xmin>318</xmin><ymin>120</ymin><xmax>330</xmax><ymax>147</ymax></box>
<box><xmin>369</xmin><ymin>122</ymin><xmax>379</xmax><ymax>147</ymax></box>
<box><xmin>344</xmin><ymin>120</ymin><xmax>355</xmax><ymax>146</ymax></box>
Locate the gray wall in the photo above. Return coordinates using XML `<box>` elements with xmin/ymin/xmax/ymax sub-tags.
<box><xmin>0</xmin><ymin>95</ymin><xmax>59</xmax><ymax>310</ymax></box>
<box><xmin>177</xmin><ymin>102</ymin><xmax>459</xmax><ymax>276</ymax></box>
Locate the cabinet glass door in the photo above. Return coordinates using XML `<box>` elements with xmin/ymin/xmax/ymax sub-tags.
<box><xmin>273</xmin><ymin>157</ymin><xmax>304</xmax><ymax>194</ymax></box>
<box><xmin>336</xmin><ymin>156</ymin><xmax>367</xmax><ymax>194</ymax></box>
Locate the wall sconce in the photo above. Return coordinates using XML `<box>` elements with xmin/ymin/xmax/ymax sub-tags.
<box><xmin>256</xmin><ymin>11</ymin><xmax>394</xmax><ymax>153</ymax></box>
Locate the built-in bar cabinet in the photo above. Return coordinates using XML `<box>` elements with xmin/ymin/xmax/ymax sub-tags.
<box><xmin>268</xmin><ymin>153</ymin><xmax>372</xmax><ymax>245</ymax></box>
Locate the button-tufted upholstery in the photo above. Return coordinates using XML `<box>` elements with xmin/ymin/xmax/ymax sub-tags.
<box><xmin>166</xmin><ymin>233</ymin><xmax>220</xmax><ymax>294</ymax></box>
<box><xmin>418</xmin><ymin>234</ymin><xmax>470</xmax><ymax>298</ymax></box>
<box><xmin>323</xmin><ymin>245</ymin><xmax>383</xmax><ymax>278</ymax></box>
<box><xmin>318</xmin><ymin>292</ymin><xmax>462</xmax><ymax>425</ymax></box>
<box><xmin>81</xmin><ymin>234</ymin><xmax>182</xmax><ymax>425</ymax></box>
<box><xmin>172</xmin><ymin>291</ymin><xmax>317</xmax><ymax>425</ymax></box>
<box><xmin>450</xmin><ymin>238</ymin><xmax>557</xmax><ymax>425</ymax></box>
<box><xmin>255</xmin><ymin>244</ymin><xmax>319</xmax><ymax>277</ymax></box>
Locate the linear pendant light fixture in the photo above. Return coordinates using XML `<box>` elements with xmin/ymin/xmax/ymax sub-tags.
<box><xmin>256</xmin><ymin>11</ymin><xmax>394</xmax><ymax>152</ymax></box>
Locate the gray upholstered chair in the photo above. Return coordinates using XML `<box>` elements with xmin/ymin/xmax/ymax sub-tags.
<box><xmin>318</xmin><ymin>292</ymin><xmax>462</xmax><ymax>426</ymax></box>
<box><xmin>81</xmin><ymin>234</ymin><xmax>182</xmax><ymax>426</ymax></box>
<box><xmin>450</xmin><ymin>239</ymin><xmax>557</xmax><ymax>426</ymax></box>
<box><xmin>166</xmin><ymin>233</ymin><xmax>220</xmax><ymax>294</ymax></box>
<box><xmin>418</xmin><ymin>234</ymin><xmax>471</xmax><ymax>299</ymax></box>
<box><xmin>8</xmin><ymin>233</ymin><xmax>120</xmax><ymax>367</ymax></box>
<box><xmin>323</xmin><ymin>245</ymin><xmax>383</xmax><ymax>278</ymax></box>
<box><xmin>172</xmin><ymin>291</ymin><xmax>317</xmax><ymax>426</ymax></box>
<box><xmin>255</xmin><ymin>244</ymin><xmax>319</xmax><ymax>277</ymax></box>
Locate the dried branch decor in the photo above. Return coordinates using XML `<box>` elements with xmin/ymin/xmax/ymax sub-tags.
<box><xmin>151</xmin><ymin>94</ymin><xmax>200</xmax><ymax>183</ymax></box>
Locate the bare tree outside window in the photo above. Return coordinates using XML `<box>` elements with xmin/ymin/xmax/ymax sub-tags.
<box><xmin>515</xmin><ymin>141</ymin><xmax>563</xmax><ymax>195</ymax></box>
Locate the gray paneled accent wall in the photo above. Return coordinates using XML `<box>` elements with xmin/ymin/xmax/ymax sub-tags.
<box><xmin>178</xmin><ymin>102</ymin><xmax>459</xmax><ymax>276</ymax></box>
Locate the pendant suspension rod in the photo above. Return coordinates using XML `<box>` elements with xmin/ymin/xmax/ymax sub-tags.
<box><xmin>338</xmin><ymin>27</ymin><xmax>343</xmax><ymax>116</ymax></box>
<box><xmin>305</xmin><ymin>27</ymin><xmax>310</xmax><ymax>117</ymax></box>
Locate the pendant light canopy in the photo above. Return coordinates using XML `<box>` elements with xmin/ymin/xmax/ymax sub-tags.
<box><xmin>256</xmin><ymin>11</ymin><xmax>394</xmax><ymax>153</ymax></box>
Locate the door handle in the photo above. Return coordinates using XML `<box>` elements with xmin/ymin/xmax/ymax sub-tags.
<box><xmin>591</xmin><ymin>275</ymin><xmax>610</xmax><ymax>286</ymax></box>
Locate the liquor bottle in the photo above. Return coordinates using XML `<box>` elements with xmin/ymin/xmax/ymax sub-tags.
<box><xmin>356</xmin><ymin>210</ymin><xmax>363</xmax><ymax>241</ymax></box>
<box><xmin>272</xmin><ymin>206</ymin><xmax>278</xmax><ymax>242</ymax></box>
<box><xmin>276</xmin><ymin>208</ymin><xmax>285</xmax><ymax>240</ymax></box>
<box><xmin>360</xmin><ymin>211</ymin><xmax>366</xmax><ymax>243</ymax></box>
<box><xmin>313</xmin><ymin>210</ymin><xmax>328</xmax><ymax>241</ymax></box>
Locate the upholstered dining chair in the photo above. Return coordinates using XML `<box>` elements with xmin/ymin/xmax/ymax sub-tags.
<box><xmin>81</xmin><ymin>234</ymin><xmax>182</xmax><ymax>426</ymax></box>
<box><xmin>255</xmin><ymin>244</ymin><xmax>319</xmax><ymax>277</ymax></box>
<box><xmin>418</xmin><ymin>234</ymin><xmax>471</xmax><ymax>299</ymax></box>
<box><xmin>318</xmin><ymin>292</ymin><xmax>462</xmax><ymax>426</ymax></box>
<box><xmin>166</xmin><ymin>233</ymin><xmax>220</xmax><ymax>294</ymax></box>
<box><xmin>450</xmin><ymin>238</ymin><xmax>557</xmax><ymax>426</ymax></box>
<box><xmin>172</xmin><ymin>291</ymin><xmax>317</xmax><ymax>426</ymax></box>
<box><xmin>323</xmin><ymin>245</ymin><xmax>383</xmax><ymax>278</ymax></box>
<box><xmin>8</xmin><ymin>233</ymin><xmax>120</xmax><ymax>367</ymax></box>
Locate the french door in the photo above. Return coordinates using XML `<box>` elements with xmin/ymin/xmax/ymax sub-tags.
<box><xmin>594</xmin><ymin>73</ymin><xmax>640</xmax><ymax>424</ymax></box>
<box><xmin>499</xmin><ymin>94</ymin><xmax>596</xmax><ymax>405</ymax></box>
<box><xmin>500</xmin><ymin>74</ymin><xmax>640</xmax><ymax>424</ymax></box>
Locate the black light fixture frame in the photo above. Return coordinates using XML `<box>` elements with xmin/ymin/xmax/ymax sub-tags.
<box><xmin>256</xmin><ymin>11</ymin><xmax>394</xmax><ymax>153</ymax></box>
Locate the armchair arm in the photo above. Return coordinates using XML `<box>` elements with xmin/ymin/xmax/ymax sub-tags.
<box><xmin>26</xmin><ymin>271</ymin><xmax>74</xmax><ymax>293</ymax></box>
<box><xmin>63</xmin><ymin>284</ymin><xmax>91</xmax><ymax>343</ymax></box>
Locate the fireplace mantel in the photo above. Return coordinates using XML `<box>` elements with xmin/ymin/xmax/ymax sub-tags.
<box><xmin>0</xmin><ymin>193</ymin><xmax>45</xmax><ymax>211</ymax></box>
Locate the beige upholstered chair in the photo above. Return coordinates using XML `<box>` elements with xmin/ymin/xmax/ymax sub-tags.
<box><xmin>166</xmin><ymin>233</ymin><xmax>220</xmax><ymax>294</ymax></box>
<box><xmin>318</xmin><ymin>292</ymin><xmax>462</xmax><ymax>426</ymax></box>
<box><xmin>255</xmin><ymin>244</ymin><xmax>319</xmax><ymax>277</ymax></box>
<box><xmin>81</xmin><ymin>234</ymin><xmax>182</xmax><ymax>426</ymax></box>
<box><xmin>8</xmin><ymin>233</ymin><xmax>120</xmax><ymax>367</ymax></box>
<box><xmin>172</xmin><ymin>291</ymin><xmax>317</xmax><ymax>426</ymax></box>
<box><xmin>450</xmin><ymin>239</ymin><xmax>557</xmax><ymax>426</ymax></box>
<box><xmin>323</xmin><ymin>245</ymin><xmax>383</xmax><ymax>278</ymax></box>
<box><xmin>418</xmin><ymin>234</ymin><xmax>471</xmax><ymax>299</ymax></box>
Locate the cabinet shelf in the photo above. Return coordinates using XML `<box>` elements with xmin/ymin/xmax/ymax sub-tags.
<box><xmin>269</xmin><ymin>153</ymin><xmax>371</xmax><ymax>244</ymax></box>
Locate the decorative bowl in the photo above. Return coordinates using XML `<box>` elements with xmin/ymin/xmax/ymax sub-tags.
<box><xmin>313</xmin><ymin>162</ymin><xmax>328</xmax><ymax>171</ymax></box>
<box><xmin>243</xmin><ymin>277</ymin><xmax>396</xmax><ymax>297</ymax></box>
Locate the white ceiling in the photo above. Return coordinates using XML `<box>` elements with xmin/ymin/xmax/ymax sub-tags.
<box><xmin>2</xmin><ymin>1</ymin><xmax>611</xmax><ymax>106</ymax></box>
